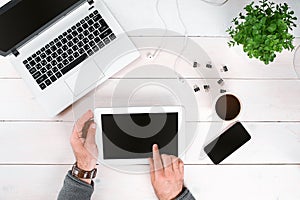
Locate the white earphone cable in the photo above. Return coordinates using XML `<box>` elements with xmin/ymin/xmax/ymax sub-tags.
<box><xmin>152</xmin><ymin>0</ymin><xmax>168</xmax><ymax>59</ymax></box>
<box><xmin>200</xmin><ymin>0</ymin><xmax>229</xmax><ymax>6</ymax></box>
<box><xmin>293</xmin><ymin>44</ymin><xmax>300</xmax><ymax>78</ymax></box>
<box><xmin>173</xmin><ymin>0</ymin><xmax>188</xmax><ymax>82</ymax></box>
<box><xmin>154</xmin><ymin>0</ymin><xmax>229</xmax><ymax>80</ymax></box>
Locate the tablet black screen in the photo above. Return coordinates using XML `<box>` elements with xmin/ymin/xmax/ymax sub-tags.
<box><xmin>101</xmin><ymin>113</ymin><xmax>178</xmax><ymax>159</ymax></box>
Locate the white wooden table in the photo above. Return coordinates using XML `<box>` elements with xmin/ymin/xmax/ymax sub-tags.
<box><xmin>0</xmin><ymin>0</ymin><xmax>300</xmax><ymax>199</ymax></box>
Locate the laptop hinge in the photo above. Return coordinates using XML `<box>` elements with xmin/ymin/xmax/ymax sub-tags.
<box><xmin>87</xmin><ymin>0</ymin><xmax>94</xmax><ymax>5</ymax></box>
<box><xmin>12</xmin><ymin>48</ymin><xmax>20</xmax><ymax>57</ymax></box>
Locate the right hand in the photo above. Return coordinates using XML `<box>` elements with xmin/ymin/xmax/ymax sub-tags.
<box><xmin>149</xmin><ymin>144</ymin><xmax>184</xmax><ymax>200</ymax></box>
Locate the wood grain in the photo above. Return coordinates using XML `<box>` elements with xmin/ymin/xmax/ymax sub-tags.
<box><xmin>104</xmin><ymin>0</ymin><xmax>300</xmax><ymax>37</ymax></box>
<box><xmin>1</xmin><ymin>37</ymin><xmax>299</xmax><ymax>79</ymax></box>
<box><xmin>0</xmin><ymin>79</ymin><xmax>299</xmax><ymax>121</ymax></box>
<box><xmin>0</xmin><ymin>165</ymin><xmax>299</xmax><ymax>200</ymax></box>
<box><xmin>0</xmin><ymin>122</ymin><xmax>300</xmax><ymax>165</ymax></box>
<box><xmin>0</xmin><ymin>0</ymin><xmax>299</xmax><ymax>199</ymax></box>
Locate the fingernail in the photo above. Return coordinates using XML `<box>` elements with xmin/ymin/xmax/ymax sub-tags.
<box><xmin>91</xmin><ymin>123</ymin><xmax>96</xmax><ymax>129</ymax></box>
<box><xmin>153</xmin><ymin>144</ymin><xmax>157</xmax><ymax>150</ymax></box>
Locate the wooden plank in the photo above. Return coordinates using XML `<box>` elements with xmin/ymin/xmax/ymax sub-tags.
<box><xmin>0</xmin><ymin>165</ymin><xmax>300</xmax><ymax>199</ymax></box>
<box><xmin>185</xmin><ymin>122</ymin><xmax>300</xmax><ymax>164</ymax></box>
<box><xmin>104</xmin><ymin>0</ymin><xmax>300</xmax><ymax>37</ymax></box>
<box><xmin>0</xmin><ymin>0</ymin><xmax>9</xmax><ymax>7</ymax></box>
<box><xmin>0</xmin><ymin>79</ymin><xmax>70</xmax><ymax>120</ymax></box>
<box><xmin>184</xmin><ymin>165</ymin><xmax>300</xmax><ymax>200</ymax></box>
<box><xmin>0</xmin><ymin>122</ymin><xmax>73</xmax><ymax>164</ymax></box>
<box><xmin>1</xmin><ymin>0</ymin><xmax>298</xmax><ymax>38</ymax></box>
<box><xmin>1</xmin><ymin>37</ymin><xmax>299</xmax><ymax>79</ymax></box>
<box><xmin>1</xmin><ymin>122</ymin><xmax>300</xmax><ymax>164</ymax></box>
<box><xmin>0</xmin><ymin>58</ymin><xmax>16</xmax><ymax>79</ymax></box>
<box><xmin>0</xmin><ymin>79</ymin><xmax>299</xmax><ymax>121</ymax></box>
<box><xmin>112</xmin><ymin>37</ymin><xmax>299</xmax><ymax>79</ymax></box>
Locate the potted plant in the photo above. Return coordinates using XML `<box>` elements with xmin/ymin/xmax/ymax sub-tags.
<box><xmin>227</xmin><ymin>0</ymin><xmax>297</xmax><ymax>64</ymax></box>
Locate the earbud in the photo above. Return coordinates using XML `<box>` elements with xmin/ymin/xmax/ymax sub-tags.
<box><xmin>178</xmin><ymin>77</ymin><xmax>185</xmax><ymax>84</ymax></box>
<box><xmin>146</xmin><ymin>53</ymin><xmax>155</xmax><ymax>60</ymax></box>
<box><xmin>146</xmin><ymin>49</ymin><xmax>160</xmax><ymax>60</ymax></box>
<box><xmin>174</xmin><ymin>72</ymin><xmax>185</xmax><ymax>84</ymax></box>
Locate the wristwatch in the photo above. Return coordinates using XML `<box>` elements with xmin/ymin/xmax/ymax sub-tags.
<box><xmin>71</xmin><ymin>162</ymin><xmax>97</xmax><ymax>179</ymax></box>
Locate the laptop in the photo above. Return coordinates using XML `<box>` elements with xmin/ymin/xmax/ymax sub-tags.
<box><xmin>0</xmin><ymin>0</ymin><xmax>140</xmax><ymax>116</ymax></box>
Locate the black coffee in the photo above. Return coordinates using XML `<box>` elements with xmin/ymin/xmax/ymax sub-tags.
<box><xmin>215</xmin><ymin>94</ymin><xmax>241</xmax><ymax>121</ymax></box>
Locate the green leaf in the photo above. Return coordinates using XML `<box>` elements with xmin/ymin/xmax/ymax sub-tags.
<box><xmin>245</xmin><ymin>5</ymin><xmax>252</xmax><ymax>12</ymax></box>
<box><xmin>267</xmin><ymin>23</ymin><xmax>277</xmax><ymax>32</ymax></box>
<box><xmin>227</xmin><ymin>0</ymin><xmax>296</xmax><ymax>64</ymax></box>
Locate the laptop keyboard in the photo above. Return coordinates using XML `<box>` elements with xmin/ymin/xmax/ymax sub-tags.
<box><xmin>22</xmin><ymin>10</ymin><xmax>116</xmax><ymax>90</ymax></box>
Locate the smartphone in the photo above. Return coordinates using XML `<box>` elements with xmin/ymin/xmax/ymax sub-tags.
<box><xmin>204</xmin><ymin>122</ymin><xmax>251</xmax><ymax>164</ymax></box>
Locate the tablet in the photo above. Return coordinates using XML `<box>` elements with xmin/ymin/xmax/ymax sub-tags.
<box><xmin>94</xmin><ymin>106</ymin><xmax>185</xmax><ymax>165</ymax></box>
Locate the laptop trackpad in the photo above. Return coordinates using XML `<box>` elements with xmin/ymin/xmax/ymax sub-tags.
<box><xmin>65</xmin><ymin>59</ymin><xmax>104</xmax><ymax>97</ymax></box>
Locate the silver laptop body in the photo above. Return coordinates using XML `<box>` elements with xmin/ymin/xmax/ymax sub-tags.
<box><xmin>2</xmin><ymin>0</ymin><xmax>139</xmax><ymax>116</ymax></box>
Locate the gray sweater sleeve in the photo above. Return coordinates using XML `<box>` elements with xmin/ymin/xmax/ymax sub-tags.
<box><xmin>176</xmin><ymin>187</ymin><xmax>196</xmax><ymax>200</ymax></box>
<box><xmin>58</xmin><ymin>171</ymin><xmax>195</xmax><ymax>200</ymax></box>
<box><xmin>57</xmin><ymin>171</ymin><xmax>94</xmax><ymax>200</ymax></box>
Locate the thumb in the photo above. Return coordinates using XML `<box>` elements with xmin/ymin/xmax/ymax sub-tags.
<box><xmin>85</xmin><ymin>122</ymin><xmax>97</xmax><ymax>145</ymax></box>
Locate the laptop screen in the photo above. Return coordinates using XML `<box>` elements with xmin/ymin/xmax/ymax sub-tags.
<box><xmin>0</xmin><ymin>0</ymin><xmax>84</xmax><ymax>56</ymax></box>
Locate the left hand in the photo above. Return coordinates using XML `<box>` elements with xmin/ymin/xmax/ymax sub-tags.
<box><xmin>70</xmin><ymin>110</ymin><xmax>98</xmax><ymax>184</ymax></box>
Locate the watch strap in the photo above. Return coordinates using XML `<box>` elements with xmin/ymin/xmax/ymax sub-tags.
<box><xmin>71</xmin><ymin>163</ymin><xmax>97</xmax><ymax>179</ymax></box>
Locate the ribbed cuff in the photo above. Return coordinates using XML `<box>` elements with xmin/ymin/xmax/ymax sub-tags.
<box><xmin>57</xmin><ymin>171</ymin><xmax>94</xmax><ymax>200</ymax></box>
<box><xmin>67</xmin><ymin>170</ymin><xmax>95</xmax><ymax>188</ymax></box>
<box><xmin>175</xmin><ymin>187</ymin><xmax>196</xmax><ymax>200</ymax></box>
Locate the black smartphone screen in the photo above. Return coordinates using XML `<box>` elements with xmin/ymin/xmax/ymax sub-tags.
<box><xmin>204</xmin><ymin>122</ymin><xmax>251</xmax><ymax>164</ymax></box>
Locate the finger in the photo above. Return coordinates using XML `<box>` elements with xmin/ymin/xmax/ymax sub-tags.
<box><xmin>81</xmin><ymin>120</ymin><xmax>94</xmax><ymax>139</ymax></box>
<box><xmin>148</xmin><ymin>158</ymin><xmax>155</xmax><ymax>183</ymax></box>
<box><xmin>171</xmin><ymin>155</ymin><xmax>180</xmax><ymax>172</ymax></box>
<box><xmin>85</xmin><ymin>122</ymin><xmax>97</xmax><ymax>145</ymax></box>
<box><xmin>179</xmin><ymin>159</ymin><xmax>184</xmax><ymax>176</ymax></box>
<box><xmin>152</xmin><ymin>144</ymin><xmax>163</xmax><ymax>174</ymax></box>
<box><xmin>161</xmin><ymin>154</ymin><xmax>173</xmax><ymax>177</ymax></box>
<box><xmin>74</xmin><ymin>110</ymin><xmax>94</xmax><ymax>134</ymax></box>
<box><xmin>70</xmin><ymin>125</ymin><xmax>83</xmax><ymax>146</ymax></box>
<box><xmin>71</xmin><ymin>110</ymin><xmax>94</xmax><ymax>146</ymax></box>
<box><xmin>70</xmin><ymin>128</ymin><xmax>84</xmax><ymax>152</ymax></box>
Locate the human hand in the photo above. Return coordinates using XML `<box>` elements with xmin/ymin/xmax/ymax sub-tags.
<box><xmin>149</xmin><ymin>144</ymin><xmax>184</xmax><ymax>200</ymax></box>
<box><xmin>70</xmin><ymin>110</ymin><xmax>98</xmax><ymax>184</ymax></box>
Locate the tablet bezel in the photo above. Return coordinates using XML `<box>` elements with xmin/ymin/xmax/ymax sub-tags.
<box><xmin>94</xmin><ymin>106</ymin><xmax>185</xmax><ymax>165</ymax></box>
